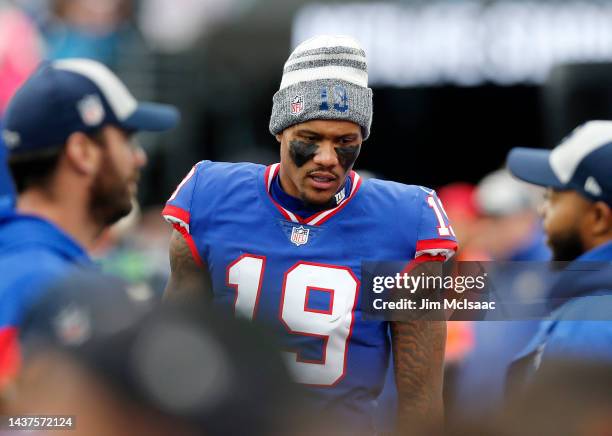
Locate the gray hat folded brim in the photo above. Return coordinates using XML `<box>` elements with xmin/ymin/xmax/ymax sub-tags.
<box><xmin>269</xmin><ymin>79</ymin><xmax>372</xmax><ymax>140</ymax></box>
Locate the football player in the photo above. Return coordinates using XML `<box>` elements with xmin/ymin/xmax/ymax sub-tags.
<box><xmin>164</xmin><ymin>35</ymin><xmax>457</xmax><ymax>434</ymax></box>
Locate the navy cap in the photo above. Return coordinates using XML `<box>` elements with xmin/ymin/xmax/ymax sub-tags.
<box><xmin>21</xmin><ymin>271</ymin><xmax>298</xmax><ymax>436</ymax></box>
<box><xmin>1</xmin><ymin>59</ymin><xmax>180</xmax><ymax>155</ymax></box>
<box><xmin>507</xmin><ymin>120</ymin><xmax>612</xmax><ymax>205</ymax></box>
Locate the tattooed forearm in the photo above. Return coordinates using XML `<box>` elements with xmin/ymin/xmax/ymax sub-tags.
<box><xmin>391</xmin><ymin>320</ymin><xmax>446</xmax><ymax>433</ymax></box>
<box><xmin>164</xmin><ymin>230</ymin><xmax>212</xmax><ymax>303</ymax></box>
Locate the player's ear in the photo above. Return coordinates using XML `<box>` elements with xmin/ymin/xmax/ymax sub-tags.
<box><xmin>64</xmin><ymin>131</ymin><xmax>102</xmax><ymax>176</ymax></box>
<box><xmin>590</xmin><ymin>201</ymin><xmax>612</xmax><ymax>237</ymax></box>
<box><xmin>275</xmin><ymin>133</ymin><xmax>282</xmax><ymax>144</ymax></box>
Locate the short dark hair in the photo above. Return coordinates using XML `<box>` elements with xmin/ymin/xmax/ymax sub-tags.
<box><xmin>8</xmin><ymin>147</ymin><xmax>65</xmax><ymax>194</ymax></box>
<box><xmin>8</xmin><ymin>130</ymin><xmax>107</xmax><ymax>194</ymax></box>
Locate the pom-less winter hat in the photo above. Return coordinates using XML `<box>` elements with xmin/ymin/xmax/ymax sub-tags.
<box><xmin>269</xmin><ymin>35</ymin><xmax>373</xmax><ymax>140</ymax></box>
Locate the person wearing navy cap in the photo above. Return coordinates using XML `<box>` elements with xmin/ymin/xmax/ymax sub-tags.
<box><xmin>0</xmin><ymin>58</ymin><xmax>179</xmax><ymax>388</ymax></box>
<box><xmin>9</xmin><ymin>270</ymin><xmax>300</xmax><ymax>436</ymax></box>
<box><xmin>506</xmin><ymin>120</ymin><xmax>612</xmax><ymax>388</ymax></box>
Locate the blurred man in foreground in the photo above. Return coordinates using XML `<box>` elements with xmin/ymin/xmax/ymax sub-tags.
<box><xmin>7</xmin><ymin>271</ymin><xmax>299</xmax><ymax>436</ymax></box>
<box><xmin>503</xmin><ymin>360</ymin><xmax>612</xmax><ymax>436</ymax></box>
<box><xmin>0</xmin><ymin>59</ymin><xmax>178</xmax><ymax>387</ymax></box>
<box><xmin>445</xmin><ymin>360</ymin><xmax>612</xmax><ymax>436</ymax></box>
<box><xmin>506</xmin><ymin>120</ymin><xmax>612</xmax><ymax>385</ymax></box>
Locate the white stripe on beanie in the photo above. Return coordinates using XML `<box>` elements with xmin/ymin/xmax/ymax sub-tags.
<box><xmin>280</xmin><ymin>66</ymin><xmax>368</xmax><ymax>90</ymax></box>
<box><xmin>278</xmin><ymin>35</ymin><xmax>368</xmax><ymax>90</ymax></box>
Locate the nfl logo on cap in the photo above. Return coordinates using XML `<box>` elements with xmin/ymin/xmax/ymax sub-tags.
<box><xmin>77</xmin><ymin>94</ymin><xmax>105</xmax><ymax>126</ymax></box>
<box><xmin>290</xmin><ymin>226</ymin><xmax>309</xmax><ymax>246</ymax></box>
<box><xmin>290</xmin><ymin>95</ymin><xmax>304</xmax><ymax>116</ymax></box>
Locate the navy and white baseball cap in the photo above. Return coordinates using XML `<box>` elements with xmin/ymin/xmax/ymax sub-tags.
<box><xmin>507</xmin><ymin>120</ymin><xmax>612</xmax><ymax>205</ymax></box>
<box><xmin>1</xmin><ymin>58</ymin><xmax>179</xmax><ymax>155</ymax></box>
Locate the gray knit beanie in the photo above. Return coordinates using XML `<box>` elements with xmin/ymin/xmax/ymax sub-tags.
<box><xmin>269</xmin><ymin>35</ymin><xmax>373</xmax><ymax>140</ymax></box>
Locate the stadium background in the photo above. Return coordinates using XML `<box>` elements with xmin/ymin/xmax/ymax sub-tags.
<box><xmin>2</xmin><ymin>0</ymin><xmax>612</xmax><ymax>426</ymax></box>
<box><xmin>4</xmin><ymin>0</ymin><xmax>612</xmax><ymax>206</ymax></box>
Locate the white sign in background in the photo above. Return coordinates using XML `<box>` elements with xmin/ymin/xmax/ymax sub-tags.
<box><xmin>292</xmin><ymin>1</ymin><xmax>612</xmax><ymax>86</ymax></box>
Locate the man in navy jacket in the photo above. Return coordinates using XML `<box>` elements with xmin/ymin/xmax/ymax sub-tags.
<box><xmin>506</xmin><ymin>120</ymin><xmax>612</xmax><ymax>384</ymax></box>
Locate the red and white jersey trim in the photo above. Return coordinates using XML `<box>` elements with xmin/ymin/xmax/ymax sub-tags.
<box><xmin>162</xmin><ymin>204</ymin><xmax>191</xmax><ymax>233</ymax></box>
<box><xmin>161</xmin><ymin>204</ymin><xmax>204</xmax><ymax>267</ymax></box>
<box><xmin>264</xmin><ymin>163</ymin><xmax>362</xmax><ymax>227</ymax></box>
<box><xmin>415</xmin><ymin>239</ymin><xmax>458</xmax><ymax>261</ymax></box>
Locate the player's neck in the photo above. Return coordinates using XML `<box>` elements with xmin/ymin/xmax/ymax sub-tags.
<box><xmin>274</xmin><ymin>171</ymin><xmax>350</xmax><ymax>215</ymax></box>
<box><xmin>277</xmin><ymin>167</ymin><xmax>301</xmax><ymax>200</ymax></box>
<box><xmin>17</xmin><ymin>188</ymin><xmax>101</xmax><ymax>251</ymax></box>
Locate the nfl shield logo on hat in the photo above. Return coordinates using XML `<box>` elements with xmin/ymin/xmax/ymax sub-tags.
<box><xmin>290</xmin><ymin>225</ymin><xmax>310</xmax><ymax>246</ymax></box>
<box><xmin>77</xmin><ymin>94</ymin><xmax>106</xmax><ymax>126</ymax></box>
<box><xmin>1</xmin><ymin>130</ymin><xmax>20</xmax><ymax>149</ymax></box>
<box><xmin>53</xmin><ymin>304</ymin><xmax>92</xmax><ymax>346</ymax></box>
<box><xmin>290</xmin><ymin>95</ymin><xmax>304</xmax><ymax>116</ymax></box>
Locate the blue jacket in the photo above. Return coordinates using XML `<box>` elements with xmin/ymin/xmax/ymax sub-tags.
<box><xmin>510</xmin><ymin>241</ymin><xmax>612</xmax><ymax>384</ymax></box>
<box><xmin>0</xmin><ymin>212</ymin><xmax>91</xmax><ymax>380</ymax></box>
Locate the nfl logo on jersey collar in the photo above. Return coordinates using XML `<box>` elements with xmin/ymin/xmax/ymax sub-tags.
<box><xmin>290</xmin><ymin>226</ymin><xmax>310</xmax><ymax>246</ymax></box>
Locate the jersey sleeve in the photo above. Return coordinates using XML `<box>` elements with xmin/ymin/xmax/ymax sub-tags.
<box><xmin>162</xmin><ymin>161</ymin><xmax>205</xmax><ymax>266</ymax></box>
<box><xmin>414</xmin><ymin>188</ymin><xmax>458</xmax><ymax>261</ymax></box>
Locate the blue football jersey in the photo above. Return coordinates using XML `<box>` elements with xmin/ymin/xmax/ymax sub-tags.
<box><xmin>163</xmin><ymin>161</ymin><xmax>457</xmax><ymax>433</ymax></box>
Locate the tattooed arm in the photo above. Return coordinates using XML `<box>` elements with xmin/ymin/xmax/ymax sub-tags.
<box><xmin>164</xmin><ymin>230</ymin><xmax>212</xmax><ymax>303</ymax></box>
<box><xmin>391</xmin><ymin>320</ymin><xmax>446</xmax><ymax>433</ymax></box>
